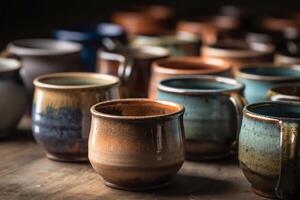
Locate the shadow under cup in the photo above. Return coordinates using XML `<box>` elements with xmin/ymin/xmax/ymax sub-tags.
<box><xmin>239</xmin><ymin>102</ymin><xmax>300</xmax><ymax>199</ymax></box>
<box><xmin>88</xmin><ymin>99</ymin><xmax>185</xmax><ymax>191</ymax></box>
<box><xmin>157</xmin><ymin>76</ymin><xmax>245</xmax><ymax>160</ymax></box>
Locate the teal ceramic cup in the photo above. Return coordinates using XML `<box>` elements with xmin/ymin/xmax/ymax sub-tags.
<box><xmin>157</xmin><ymin>75</ymin><xmax>246</xmax><ymax>160</ymax></box>
<box><xmin>239</xmin><ymin>101</ymin><xmax>300</xmax><ymax>199</ymax></box>
<box><xmin>236</xmin><ymin>64</ymin><xmax>300</xmax><ymax>104</ymax></box>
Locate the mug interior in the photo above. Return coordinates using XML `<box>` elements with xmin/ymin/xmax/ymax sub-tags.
<box><xmin>93</xmin><ymin>100</ymin><xmax>182</xmax><ymax>117</ymax></box>
<box><xmin>240</xmin><ymin>66</ymin><xmax>300</xmax><ymax>77</ymax></box>
<box><xmin>35</xmin><ymin>73</ymin><xmax>119</xmax><ymax>89</ymax></box>
<box><xmin>247</xmin><ymin>102</ymin><xmax>300</xmax><ymax>119</ymax></box>
<box><xmin>159</xmin><ymin>76</ymin><xmax>242</xmax><ymax>93</ymax></box>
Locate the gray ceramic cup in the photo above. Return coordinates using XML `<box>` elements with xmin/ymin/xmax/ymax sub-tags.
<box><xmin>8</xmin><ymin>39</ymin><xmax>82</xmax><ymax>96</ymax></box>
<box><xmin>239</xmin><ymin>101</ymin><xmax>300</xmax><ymax>199</ymax></box>
<box><xmin>157</xmin><ymin>75</ymin><xmax>246</xmax><ymax>160</ymax></box>
<box><xmin>236</xmin><ymin>64</ymin><xmax>300</xmax><ymax>104</ymax></box>
<box><xmin>0</xmin><ymin>58</ymin><xmax>27</xmax><ymax>138</ymax></box>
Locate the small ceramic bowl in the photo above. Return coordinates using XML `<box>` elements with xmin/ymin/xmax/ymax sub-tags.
<box><xmin>89</xmin><ymin>99</ymin><xmax>185</xmax><ymax>191</ymax></box>
<box><xmin>0</xmin><ymin>58</ymin><xmax>27</xmax><ymax>138</ymax></box>
<box><xmin>148</xmin><ymin>57</ymin><xmax>232</xmax><ymax>98</ymax></box>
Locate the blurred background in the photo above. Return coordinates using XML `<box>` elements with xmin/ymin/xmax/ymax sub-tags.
<box><xmin>2</xmin><ymin>0</ymin><xmax>300</xmax><ymax>49</ymax></box>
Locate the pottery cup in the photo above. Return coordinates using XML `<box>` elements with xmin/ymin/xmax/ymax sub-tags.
<box><xmin>157</xmin><ymin>75</ymin><xmax>246</xmax><ymax>160</ymax></box>
<box><xmin>236</xmin><ymin>64</ymin><xmax>300</xmax><ymax>104</ymax></box>
<box><xmin>32</xmin><ymin>72</ymin><xmax>120</xmax><ymax>162</ymax></box>
<box><xmin>54</xmin><ymin>23</ymin><xmax>127</xmax><ymax>72</ymax></box>
<box><xmin>239</xmin><ymin>101</ymin><xmax>300</xmax><ymax>199</ymax></box>
<box><xmin>201</xmin><ymin>40</ymin><xmax>274</xmax><ymax>71</ymax></box>
<box><xmin>148</xmin><ymin>57</ymin><xmax>233</xmax><ymax>98</ymax></box>
<box><xmin>268</xmin><ymin>83</ymin><xmax>300</xmax><ymax>102</ymax></box>
<box><xmin>89</xmin><ymin>99</ymin><xmax>185</xmax><ymax>191</ymax></box>
<box><xmin>275</xmin><ymin>47</ymin><xmax>300</xmax><ymax>66</ymax></box>
<box><xmin>97</xmin><ymin>46</ymin><xmax>170</xmax><ymax>98</ymax></box>
<box><xmin>131</xmin><ymin>32</ymin><xmax>201</xmax><ymax>56</ymax></box>
<box><xmin>0</xmin><ymin>58</ymin><xmax>27</xmax><ymax>138</ymax></box>
<box><xmin>8</xmin><ymin>39</ymin><xmax>82</xmax><ymax>95</ymax></box>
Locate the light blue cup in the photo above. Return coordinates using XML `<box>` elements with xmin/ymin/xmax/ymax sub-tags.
<box><xmin>239</xmin><ymin>101</ymin><xmax>300</xmax><ymax>199</ymax></box>
<box><xmin>157</xmin><ymin>75</ymin><xmax>246</xmax><ymax>160</ymax></box>
<box><xmin>236</xmin><ymin>64</ymin><xmax>300</xmax><ymax>104</ymax></box>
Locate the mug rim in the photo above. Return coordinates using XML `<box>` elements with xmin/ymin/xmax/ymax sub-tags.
<box><xmin>0</xmin><ymin>58</ymin><xmax>21</xmax><ymax>74</ymax></box>
<box><xmin>98</xmin><ymin>46</ymin><xmax>170</xmax><ymax>60</ymax></box>
<box><xmin>202</xmin><ymin>40</ymin><xmax>274</xmax><ymax>58</ymax></box>
<box><xmin>34</xmin><ymin>72</ymin><xmax>120</xmax><ymax>90</ymax></box>
<box><xmin>152</xmin><ymin>56</ymin><xmax>232</xmax><ymax>75</ymax></box>
<box><xmin>236</xmin><ymin>63</ymin><xmax>300</xmax><ymax>81</ymax></box>
<box><xmin>90</xmin><ymin>98</ymin><xmax>185</xmax><ymax>120</ymax></box>
<box><xmin>244</xmin><ymin>101</ymin><xmax>300</xmax><ymax>122</ymax></box>
<box><xmin>8</xmin><ymin>39</ymin><xmax>82</xmax><ymax>56</ymax></box>
<box><xmin>157</xmin><ymin>75</ymin><xmax>244</xmax><ymax>95</ymax></box>
<box><xmin>269</xmin><ymin>83</ymin><xmax>300</xmax><ymax>100</ymax></box>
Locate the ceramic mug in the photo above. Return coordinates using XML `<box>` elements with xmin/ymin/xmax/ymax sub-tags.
<box><xmin>89</xmin><ymin>99</ymin><xmax>185</xmax><ymax>191</ymax></box>
<box><xmin>130</xmin><ymin>32</ymin><xmax>201</xmax><ymax>56</ymax></box>
<box><xmin>32</xmin><ymin>72</ymin><xmax>120</xmax><ymax>162</ymax></box>
<box><xmin>236</xmin><ymin>64</ymin><xmax>300</xmax><ymax>104</ymax></box>
<box><xmin>7</xmin><ymin>39</ymin><xmax>82</xmax><ymax>95</ymax></box>
<box><xmin>239</xmin><ymin>101</ymin><xmax>300</xmax><ymax>199</ymax></box>
<box><xmin>148</xmin><ymin>57</ymin><xmax>233</xmax><ymax>98</ymax></box>
<box><xmin>97</xmin><ymin>46</ymin><xmax>170</xmax><ymax>98</ymax></box>
<box><xmin>54</xmin><ymin>23</ymin><xmax>128</xmax><ymax>72</ymax></box>
<box><xmin>177</xmin><ymin>15</ymin><xmax>240</xmax><ymax>44</ymax></box>
<box><xmin>157</xmin><ymin>75</ymin><xmax>246</xmax><ymax>159</ymax></box>
<box><xmin>268</xmin><ymin>83</ymin><xmax>300</xmax><ymax>102</ymax></box>
<box><xmin>0</xmin><ymin>58</ymin><xmax>27</xmax><ymax>138</ymax></box>
<box><xmin>201</xmin><ymin>40</ymin><xmax>274</xmax><ymax>70</ymax></box>
<box><xmin>275</xmin><ymin>48</ymin><xmax>300</xmax><ymax>66</ymax></box>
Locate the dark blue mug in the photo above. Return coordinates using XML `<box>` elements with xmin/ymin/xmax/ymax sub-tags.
<box><xmin>54</xmin><ymin>23</ymin><xmax>127</xmax><ymax>72</ymax></box>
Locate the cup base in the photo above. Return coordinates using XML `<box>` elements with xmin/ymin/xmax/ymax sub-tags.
<box><xmin>103</xmin><ymin>179</ymin><xmax>170</xmax><ymax>191</ymax></box>
<box><xmin>46</xmin><ymin>153</ymin><xmax>88</xmax><ymax>162</ymax></box>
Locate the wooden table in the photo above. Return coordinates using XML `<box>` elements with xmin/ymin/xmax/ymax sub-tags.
<box><xmin>0</xmin><ymin>118</ymin><xmax>265</xmax><ymax>200</ymax></box>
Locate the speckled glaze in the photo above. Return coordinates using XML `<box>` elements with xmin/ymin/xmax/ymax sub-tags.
<box><xmin>268</xmin><ymin>83</ymin><xmax>300</xmax><ymax>102</ymax></box>
<box><xmin>7</xmin><ymin>39</ymin><xmax>82</xmax><ymax>96</ymax></box>
<box><xmin>89</xmin><ymin>99</ymin><xmax>185</xmax><ymax>191</ymax></box>
<box><xmin>32</xmin><ymin>73</ymin><xmax>120</xmax><ymax>162</ymax></box>
<box><xmin>131</xmin><ymin>32</ymin><xmax>201</xmax><ymax>56</ymax></box>
<box><xmin>239</xmin><ymin>102</ymin><xmax>300</xmax><ymax>199</ymax></box>
<box><xmin>97</xmin><ymin>46</ymin><xmax>170</xmax><ymax>98</ymax></box>
<box><xmin>201</xmin><ymin>40</ymin><xmax>274</xmax><ymax>71</ymax></box>
<box><xmin>157</xmin><ymin>75</ymin><xmax>246</xmax><ymax>160</ymax></box>
<box><xmin>0</xmin><ymin>59</ymin><xmax>27</xmax><ymax>138</ymax></box>
<box><xmin>236</xmin><ymin>64</ymin><xmax>300</xmax><ymax>104</ymax></box>
<box><xmin>148</xmin><ymin>57</ymin><xmax>232</xmax><ymax>98</ymax></box>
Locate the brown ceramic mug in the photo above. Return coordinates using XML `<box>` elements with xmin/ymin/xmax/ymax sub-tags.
<box><xmin>148</xmin><ymin>57</ymin><xmax>233</xmax><ymax>98</ymax></box>
<box><xmin>201</xmin><ymin>40</ymin><xmax>274</xmax><ymax>71</ymax></box>
<box><xmin>177</xmin><ymin>15</ymin><xmax>240</xmax><ymax>44</ymax></box>
<box><xmin>97</xmin><ymin>46</ymin><xmax>170</xmax><ymax>98</ymax></box>
<box><xmin>89</xmin><ymin>99</ymin><xmax>185</xmax><ymax>191</ymax></box>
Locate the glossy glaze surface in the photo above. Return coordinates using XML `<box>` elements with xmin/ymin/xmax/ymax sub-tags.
<box><xmin>239</xmin><ymin>102</ymin><xmax>300</xmax><ymax>199</ymax></box>
<box><xmin>97</xmin><ymin>46</ymin><xmax>170</xmax><ymax>98</ymax></box>
<box><xmin>148</xmin><ymin>57</ymin><xmax>232</xmax><ymax>98</ymax></box>
<box><xmin>157</xmin><ymin>75</ymin><xmax>245</xmax><ymax>160</ymax></box>
<box><xmin>0</xmin><ymin>59</ymin><xmax>27</xmax><ymax>138</ymax></box>
<box><xmin>32</xmin><ymin>73</ymin><xmax>120</xmax><ymax>162</ymax></box>
<box><xmin>89</xmin><ymin>99</ymin><xmax>185</xmax><ymax>190</ymax></box>
<box><xmin>8</xmin><ymin>39</ymin><xmax>82</xmax><ymax>95</ymax></box>
<box><xmin>236</xmin><ymin>64</ymin><xmax>300</xmax><ymax>103</ymax></box>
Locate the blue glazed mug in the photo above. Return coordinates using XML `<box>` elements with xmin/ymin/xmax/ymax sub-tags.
<box><xmin>239</xmin><ymin>101</ymin><xmax>300</xmax><ymax>199</ymax></box>
<box><xmin>54</xmin><ymin>23</ymin><xmax>127</xmax><ymax>72</ymax></box>
<box><xmin>236</xmin><ymin>64</ymin><xmax>300</xmax><ymax>104</ymax></box>
<box><xmin>157</xmin><ymin>75</ymin><xmax>246</xmax><ymax>160</ymax></box>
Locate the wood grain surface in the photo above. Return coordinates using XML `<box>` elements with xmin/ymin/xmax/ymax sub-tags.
<box><xmin>0</xmin><ymin>117</ymin><xmax>265</xmax><ymax>200</ymax></box>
